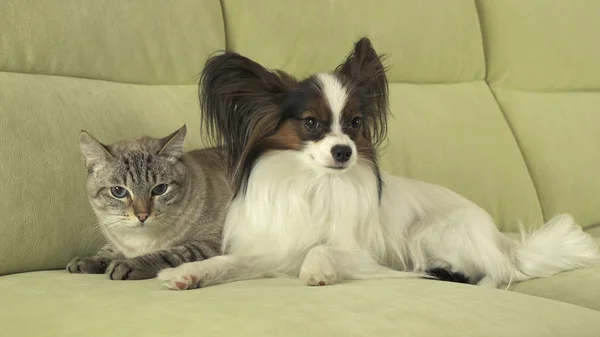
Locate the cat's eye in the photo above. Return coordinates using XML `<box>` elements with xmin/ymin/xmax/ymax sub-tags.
<box><xmin>110</xmin><ymin>186</ymin><xmax>128</xmax><ymax>198</ymax></box>
<box><xmin>151</xmin><ymin>184</ymin><xmax>168</xmax><ymax>196</ymax></box>
<box><xmin>351</xmin><ymin>117</ymin><xmax>362</xmax><ymax>129</ymax></box>
<box><xmin>303</xmin><ymin>117</ymin><xmax>319</xmax><ymax>130</ymax></box>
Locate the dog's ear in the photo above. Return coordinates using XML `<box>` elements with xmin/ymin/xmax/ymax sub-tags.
<box><xmin>336</xmin><ymin>37</ymin><xmax>389</xmax><ymax>146</ymax></box>
<box><xmin>336</xmin><ymin>38</ymin><xmax>386</xmax><ymax>85</ymax></box>
<box><xmin>199</xmin><ymin>52</ymin><xmax>296</xmax><ymax>194</ymax></box>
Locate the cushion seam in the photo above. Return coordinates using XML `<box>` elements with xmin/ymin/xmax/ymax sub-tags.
<box><xmin>474</xmin><ymin>0</ymin><xmax>546</xmax><ymax>221</ymax></box>
<box><xmin>0</xmin><ymin>70</ymin><xmax>197</xmax><ymax>87</ymax></box>
<box><xmin>485</xmin><ymin>85</ymin><xmax>547</xmax><ymax>221</ymax></box>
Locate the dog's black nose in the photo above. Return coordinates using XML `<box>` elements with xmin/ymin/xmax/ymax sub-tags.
<box><xmin>331</xmin><ymin>145</ymin><xmax>352</xmax><ymax>163</ymax></box>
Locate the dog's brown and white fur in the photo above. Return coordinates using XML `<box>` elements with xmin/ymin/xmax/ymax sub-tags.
<box><xmin>158</xmin><ymin>38</ymin><xmax>599</xmax><ymax>290</ymax></box>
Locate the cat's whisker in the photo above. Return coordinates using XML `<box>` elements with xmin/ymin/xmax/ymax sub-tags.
<box><xmin>161</xmin><ymin>212</ymin><xmax>203</xmax><ymax>223</ymax></box>
<box><xmin>81</xmin><ymin>220</ymin><xmax>111</xmax><ymax>235</ymax></box>
<box><xmin>161</xmin><ymin>211</ymin><xmax>202</xmax><ymax>220</ymax></box>
<box><xmin>81</xmin><ymin>220</ymin><xmax>119</xmax><ymax>239</ymax></box>
<box><xmin>79</xmin><ymin>220</ymin><xmax>123</xmax><ymax>251</ymax></box>
<box><xmin>83</xmin><ymin>232</ymin><xmax>107</xmax><ymax>249</ymax></box>
<box><xmin>160</xmin><ymin>210</ymin><xmax>202</xmax><ymax>218</ymax></box>
<box><xmin>163</xmin><ymin>208</ymin><xmax>208</xmax><ymax>216</ymax></box>
<box><xmin>154</xmin><ymin>218</ymin><xmax>181</xmax><ymax>228</ymax></box>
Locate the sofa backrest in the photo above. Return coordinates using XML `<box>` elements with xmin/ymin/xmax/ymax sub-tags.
<box><xmin>1</xmin><ymin>0</ymin><xmax>599</xmax><ymax>276</ymax></box>
<box><xmin>0</xmin><ymin>0</ymin><xmax>224</xmax><ymax>275</ymax></box>
<box><xmin>477</xmin><ymin>0</ymin><xmax>600</xmax><ymax>231</ymax></box>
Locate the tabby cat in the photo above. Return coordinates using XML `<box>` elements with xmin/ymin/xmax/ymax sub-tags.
<box><xmin>67</xmin><ymin>125</ymin><xmax>232</xmax><ymax>280</ymax></box>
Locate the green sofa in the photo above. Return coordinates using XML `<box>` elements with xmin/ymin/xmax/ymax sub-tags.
<box><xmin>1</xmin><ymin>0</ymin><xmax>600</xmax><ymax>336</ymax></box>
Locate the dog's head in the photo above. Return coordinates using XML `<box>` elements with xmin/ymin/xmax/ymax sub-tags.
<box><xmin>200</xmin><ymin>37</ymin><xmax>389</xmax><ymax>196</ymax></box>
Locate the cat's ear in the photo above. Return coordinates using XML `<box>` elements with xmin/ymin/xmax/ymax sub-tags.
<box><xmin>79</xmin><ymin>131</ymin><xmax>113</xmax><ymax>170</ymax></box>
<box><xmin>158</xmin><ymin>125</ymin><xmax>186</xmax><ymax>159</ymax></box>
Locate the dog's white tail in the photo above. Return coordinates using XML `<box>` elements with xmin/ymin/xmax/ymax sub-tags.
<box><xmin>513</xmin><ymin>214</ymin><xmax>600</xmax><ymax>282</ymax></box>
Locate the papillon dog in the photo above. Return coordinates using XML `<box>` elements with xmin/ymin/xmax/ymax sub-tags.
<box><xmin>158</xmin><ymin>37</ymin><xmax>599</xmax><ymax>290</ymax></box>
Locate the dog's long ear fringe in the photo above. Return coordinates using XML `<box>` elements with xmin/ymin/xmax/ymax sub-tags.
<box><xmin>199</xmin><ymin>52</ymin><xmax>296</xmax><ymax>195</ymax></box>
<box><xmin>335</xmin><ymin>37</ymin><xmax>389</xmax><ymax>149</ymax></box>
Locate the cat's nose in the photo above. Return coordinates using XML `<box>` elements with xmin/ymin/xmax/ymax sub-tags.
<box><xmin>136</xmin><ymin>212</ymin><xmax>149</xmax><ymax>222</ymax></box>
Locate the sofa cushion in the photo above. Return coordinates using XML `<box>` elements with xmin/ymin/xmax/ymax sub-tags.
<box><xmin>489</xmin><ymin>88</ymin><xmax>600</xmax><ymax>227</ymax></box>
<box><xmin>511</xmin><ymin>262</ymin><xmax>600</xmax><ymax>311</ymax></box>
<box><xmin>221</xmin><ymin>0</ymin><xmax>485</xmax><ymax>82</ymax></box>
<box><xmin>382</xmin><ymin>83</ymin><xmax>543</xmax><ymax>231</ymax></box>
<box><xmin>0</xmin><ymin>0</ymin><xmax>225</xmax><ymax>84</ymax></box>
<box><xmin>0</xmin><ymin>72</ymin><xmax>205</xmax><ymax>276</ymax></box>
<box><xmin>476</xmin><ymin>0</ymin><xmax>600</xmax><ymax>91</ymax></box>
<box><xmin>0</xmin><ymin>0</ymin><xmax>226</xmax><ymax>275</ymax></box>
<box><xmin>2</xmin><ymin>271</ymin><xmax>600</xmax><ymax>337</ymax></box>
<box><xmin>506</xmin><ymin>237</ymin><xmax>600</xmax><ymax>311</ymax></box>
<box><xmin>585</xmin><ymin>225</ymin><xmax>600</xmax><ymax>237</ymax></box>
<box><xmin>477</xmin><ymin>0</ymin><xmax>600</xmax><ymax>226</ymax></box>
<box><xmin>220</xmin><ymin>0</ymin><xmax>545</xmax><ymax>232</ymax></box>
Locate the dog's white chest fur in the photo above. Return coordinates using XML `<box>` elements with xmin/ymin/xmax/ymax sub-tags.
<box><xmin>223</xmin><ymin>151</ymin><xmax>384</xmax><ymax>272</ymax></box>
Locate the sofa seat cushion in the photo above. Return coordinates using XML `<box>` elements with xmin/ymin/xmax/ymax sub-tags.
<box><xmin>509</xmin><ymin>239</ymin><xmax>600</xmax><ymax>311</ymax></box>
<box><xmin>511</xmin><ymin>264</ymin><xmax>600</xmax><ymax>311</ymax></box>
<box><xmin>1</xmin><ymin>271</ymin><xmax>600</xmax><ymax>337</ymax></box>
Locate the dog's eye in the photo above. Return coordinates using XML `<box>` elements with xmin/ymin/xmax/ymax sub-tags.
<box><xmin>110</xmin><ymin>186</ymin><xmax>129</xmax><ymax>198</ymax></box>
<box><xmin>152</xmin><ymin>184</ymin><xmax>168</xmax><ymax>196</ymax></box>
<box><xmin>351</xmin><ymin>117</ymin><xmax>362</xmax><ymax>129</ymax></box>
<box><xmin>303</xmin><ymin>117</ymin><xmax>319</xmax><ymax>130</ymax></box>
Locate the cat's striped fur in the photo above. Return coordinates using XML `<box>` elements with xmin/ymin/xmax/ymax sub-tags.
<box><xmin>67</xmin><ymin>125</ymin><xmax>232</xmax><ymax>280</ymax></box>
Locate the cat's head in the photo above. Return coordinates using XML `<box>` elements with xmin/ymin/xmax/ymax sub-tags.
<box><xmin>79</xmin><ymin>125</ymin><xmax>189</xmax><ymax>230</ymax></box>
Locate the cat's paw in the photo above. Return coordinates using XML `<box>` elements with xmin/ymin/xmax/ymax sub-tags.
<box><xmin>106</xmin><ymin>259</ymin><xmax>156</xmax><ymax>280</ymax></box>
<box><xmin>157</xmin><ymin>261</ymin><xmax>215</xmax><ymax>291</ymax></box>
<box><xmin>67</xmin><ymin>256</ymin><xmax>109</xmax><ymax>274</ymax></box>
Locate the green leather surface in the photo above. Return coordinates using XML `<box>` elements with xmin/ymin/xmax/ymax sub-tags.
<box><xmin>0</xmin><ymin>72</ymin><xmax>204</xmax><ymax>276</ymax></box>
<box><xmin>222</xmin><ymin>0</ymin><xmax>485</xmax><ymax>82</ymax></box>
<box><xmin>0</xmin><ymin>0</ymin><xmax>225</xmax><ymax>84</ymax></box>
<box><xmin>2</xmin><ymin>272</ymin><xmax>600</xmax><ymax>337</ymax></box>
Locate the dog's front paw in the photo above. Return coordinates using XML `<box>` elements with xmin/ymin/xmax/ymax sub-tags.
<box><xmin>300</xmin><ymin>268</ymin><xmax>339</xmax><ymax>286</ymax></box>
<box><xmin>106</xmin><ymin>259</ymin><xmax>156</xmax><ymax>280</ymax></box>
<box><xmin>67</xmin><ymin>256</ymin><xmax>110</xmax><ymax>274</ymax></box>
<box><xmin>157</xmin><ymin>262</ymin><xmax>205</xmax><ymax>291</ymax></box>
<box><xmin>299</xmin><ymin>257</ymin><xmax>339</xmax><ymax>286</ymax></box>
